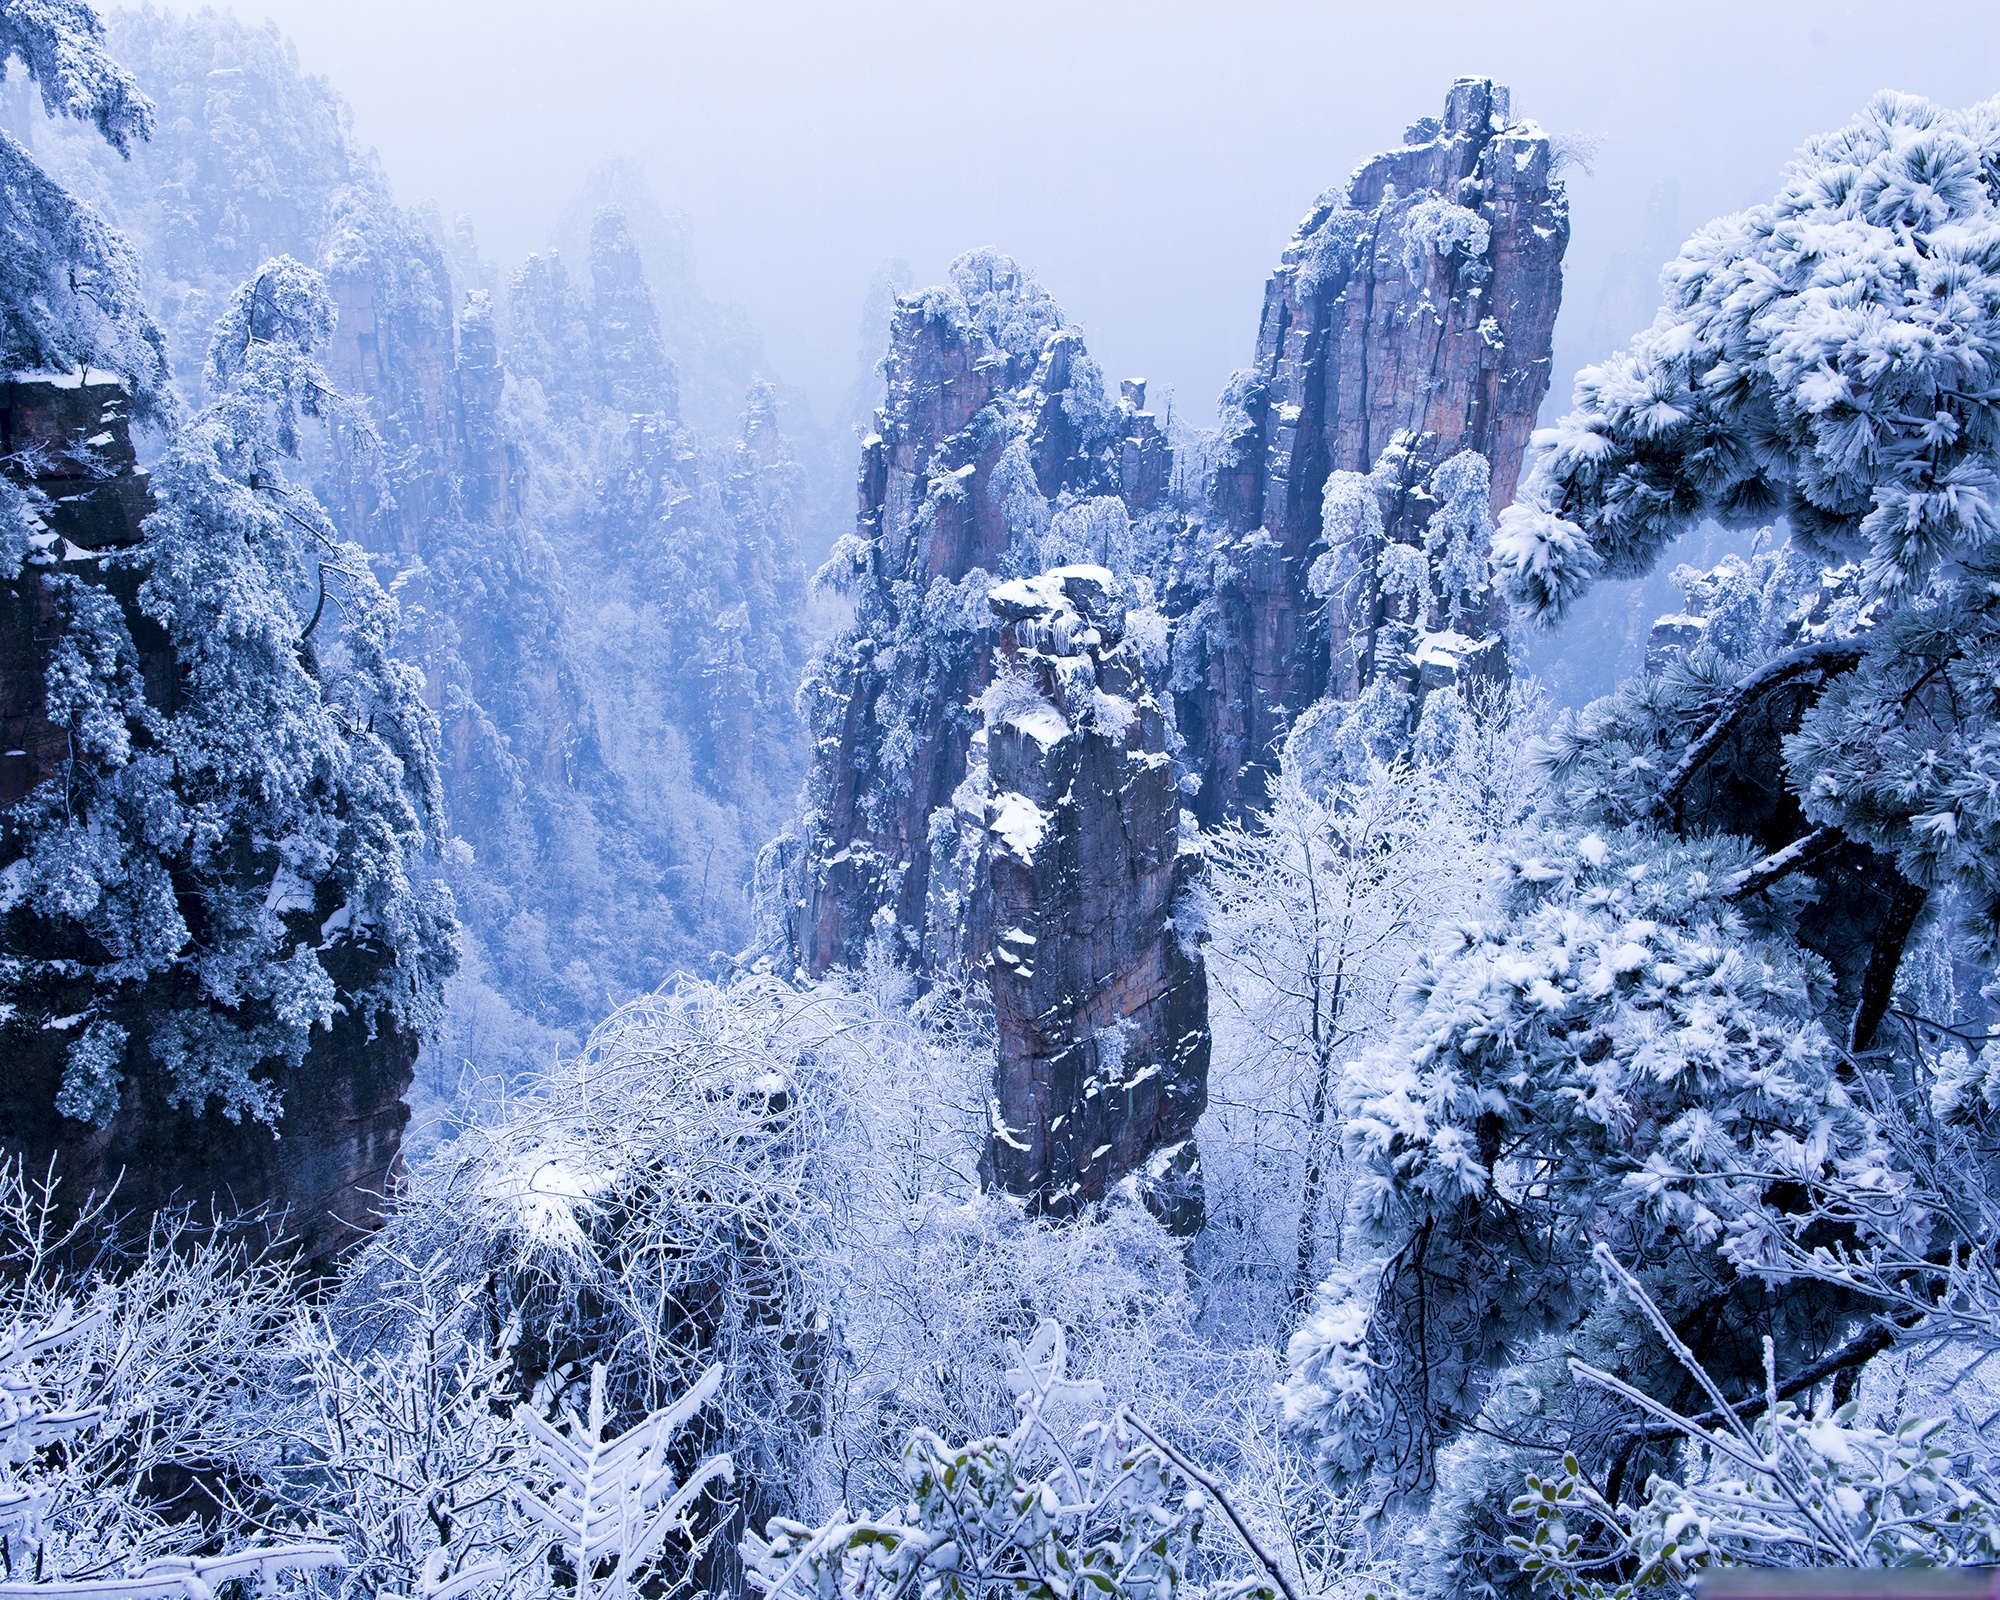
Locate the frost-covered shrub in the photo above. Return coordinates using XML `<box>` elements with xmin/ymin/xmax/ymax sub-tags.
<box><xmin>0</xmin><ymin>1162</ymin><xmax>302</xmax><ymax>1579</ymax></box>
<box><xmin>1513</xmin><ymin>1411</ymin><xmax>2000</xmax><ymax>1600</ymax></box>
<box><xmin>1506</xmin><ymin>1253</ymin><xmax>2000</xmax><ymax>1598</ymax></box>
<box><xmin>1309</xmin><ymin>436</ymin><xmax>1501</xmax><ymax>704</ymax></box>
<box><xmin>272</xmin><ymin>1254</ymin><xmax>529</xmax><ymax>1600</ymax></box>
<box><xmin>747</xmin><ymin>1321</ymin><xmax>1282</xmax><ymax>1600</ymax></box>
<box><xmin>353</xmin><ymin>978</ymin><xmax>846</xmax><ymax>1577</ymax></box>
<box><xmin>1400</xmin><ymin>197</ymin><xmax>1492</xmax><ymax>281</ymax></box>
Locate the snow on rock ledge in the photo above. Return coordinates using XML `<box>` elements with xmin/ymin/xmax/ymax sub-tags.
<box><xmin>941</xmin><ymin>565</ymin><xmax>1209</xmax><ymax>1233</ymax></box>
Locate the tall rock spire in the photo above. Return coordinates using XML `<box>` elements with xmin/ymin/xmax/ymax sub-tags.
<box><xmin>1182</xmin><ymin>77</ymin><xmax>1568</xmax><ymax>822</ymax></box>
<box><xmin>774</xmin><ymin>81</ymin><xmax>1568</xmax><ymax>1236</ymax></box>
<box><xmin>789</xmin><ymin>250</ymin><xmax>1159</xmax><ymax>976</ymax></box>
<box><xmin>589</xmin><ymin>206</ymin><xmax>679</xmax><ymax>419</ymax></box>
<box><xmin>780</xmin><ymin>251</ymin><xmax>1208</xmax><ymax>1228</ymax></box>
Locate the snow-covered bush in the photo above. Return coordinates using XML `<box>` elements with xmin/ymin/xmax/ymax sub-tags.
<box><xmin>1308</xmin><ymin>436</ymin><xmax>1502</xmax><ymax>707</ymax></box>
<box><xmin>746</xmin><ymin>1320</ymin><xmax>1283</xmax><ymax>1600</ymax></box>
<box><xmin>271</xmin><ymin>1253</ymin><xmax>527</xmax><ymax>1600</ymax></box>
<box><xmin>1278</xmin><ymin>817</ymin><xmax>1898</xmax><ymax>1493</ymax></box>
<box><xmin>1513</xmin><ymin>1409</ymin><xmax>2000</xmax><ymax>1600</ymax></box>
<box><xmin>0</xmin><ymin>1297</ymin><xmax>340</xmax><ymax>1593</ymax></box>
<box><xmin>1508</xmin><ymin>1249</ymin><xmax>2000</xmax><ymax>1599</ymax></box>
<box><xmin>347</xmin><ymin>977</ymin><xmax>846</xmax><ymax>1585</ymax></box>
<box><xmin>511</xmin><ymin>1362</ymin><xmax>733</xmax><ymax>1600</ymax></box>
<box><xmin>0</xmin><ymin>1162</ymin><xmax>313</xmax><ymax>1582</ymax></box>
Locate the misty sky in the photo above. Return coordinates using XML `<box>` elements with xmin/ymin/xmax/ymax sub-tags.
<box><xmin>157</xmin><ymin>0</ymin><xmax>2000</xmax><ymax>434</ymax></box>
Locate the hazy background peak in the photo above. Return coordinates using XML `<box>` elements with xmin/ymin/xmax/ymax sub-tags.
<box><xmin>151</xmin><ymin>0</ymin><xmax>2000</xmax><ymax>434</ymax></box>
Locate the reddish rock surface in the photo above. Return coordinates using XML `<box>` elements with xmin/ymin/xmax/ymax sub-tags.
<box><xmin>1183</xmin><ymin>77</ymin><xmax>1568</xmax><ymax>823</ymax></box>
<box><xmin>781</xmin><ymin>255</ymin><xmax>1208</xmax><ymax>1227</ymax></box>
<box><xmin>955</xmin><ymin>568</ymin><xmax>1206</xmax><ymax>1229</ymax></box>
<box><xmin>790</xmin><ymin>256</ymin><xmax>1162</xmax><ymax>977</ymax></box>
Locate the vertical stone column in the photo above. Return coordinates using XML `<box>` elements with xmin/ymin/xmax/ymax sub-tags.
<box><xmin>969</xmin><ymin>566</ymin><xmax>1208</xmax><ymax>1232</ymax></box>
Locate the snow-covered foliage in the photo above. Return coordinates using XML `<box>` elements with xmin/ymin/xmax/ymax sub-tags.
<box><xmin>1192</xmin><ymin>757</ymin><xmax>1502</xmax><ymax>1318</ymax></box>
<box><xmin>1253</xmin><ymin>87</ymin><xmax>2000</xmax><ymax>1600</ymax></box>
<box><xmin>512</xmin><ymin>1363</ymin><xmax>733</xmax><ymax>1600</ymax></box>
<box><xmin>1515</xmin><ymin>1407</ymin><xmax>2000</xmax><ymax>1599</ymax></box>
<box><xmin>1308</xmin><ymin>436</ymin><xmax>1501</xmax><ymax>706</ymax></box>
<box><xmin>1498</xmin><ymin>90</ymin><xmax>2000</xmax><ymax>616</ymax></box>
<box><xmin>0</xmin><ymin>1283</ymin><xmax>341</xmax><ymax>1596</ymax></box>
<box><xmin>24</xmin><ymin>30</ymin><xmax>2000</xmax><ymax>1600</ymax></box>
<box><xmin>948</xmin><ymin>248</ymin><xmax>1071</xmax><ymax>373</ymax></box>
<box><xmin>353</xmin><ymin>978</ymin><xmax>839</xmax><ymax>1556</ymax></box>
<box><xmin>1508</xmin><ymin>1249</ymin><xmax>2000</xmax><ymax>1598</ymax></box>
<box><xmin>0</xmin><ymin>1164</ymin><xmax>307</xmax><ymax>1580</ymax></box>
<box><xmin>1490</xmin><ymin>87</ymin><xmax>2000</xmax><ymax>956</ymax></box>
<box><xmin>0</xmin><ymin>0</ymin><xmax>170</xmax><ymax>413</ymax></box>
<box><xmin>746</xmin><ymin>1320</ymin><xmax>1280</xmax><ymax>1600</ymax></box>
<box><xmin>1400</xmin><ymin>198</ymin><xmax>1492</xmax><ymax>281</ymax></box>
<box><xmin>14</xmin><ymin>4</ymin><xmax>357</xmax><ymax>403</ymax></box>
<box><xmin>3</xmin><ymin>257</ymin><xmax>456</xmax><ymax>1124</ymax></box>
<box><xmin>1271</xmin><ymin>808</ymin><xmax>1910</xmax><ymax>1490</ymax></box>
<box><xmin>272</xmin><ymin>1255</ymin><xmax>528</xmax><ymax>1600</ymax></box>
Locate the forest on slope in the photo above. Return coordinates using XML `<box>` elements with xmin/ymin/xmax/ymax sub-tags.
<box><xmin>8</xmin><ymin>6</ymin><xmax>857</xmax><ymax>1096</ymax></box>
<box><xmin>5</xmin><ymin>4</ymin><xmax>2000</xmax><ymax>1600</ymax></box>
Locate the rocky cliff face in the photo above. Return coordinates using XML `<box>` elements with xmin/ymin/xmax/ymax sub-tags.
<box><xmin>782</xmin><ymin>252</ymin><xmax>1207</xmax><ymax>1225</ymax></box>
<box><xmin>942</xmin><ymin>568</ymin><xmax>1207</xmax><ymax>1229</ymax></box>
<box><xmin>790</xmin><ymin>252</ymin><xmax>1166</xmax><ymax>977</ymax></box>
<box><xmin>0</xmin><ymin>379</ymin><xmax>157</xmax><ymax>806</ymax></box>
<box><xmin>778</xmin><ymin>81</ymin><xmax>1567</xmax><ymax>1235</ymax></box>
<box><xmin>1182</xmin><ymin>77</ymin><xmax>1567</xmax><ymax>822</ymax></box>
<box><xmin>0</xmin><ymin>379</ymin><xmax>416</xmax><ymax>1262</ymax></box>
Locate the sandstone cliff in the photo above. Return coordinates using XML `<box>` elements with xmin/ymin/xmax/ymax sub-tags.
<box><xmin>790</xmin><ymin>252</ymin><xmax>1167</xmax><ymax>976</ymax></box>
<box><xmin>775</xmin><ymin>81</ymin><xmax>1569</xmax><ymax>1237</ymax></box>
<box><xmin>943</xmin><ymin>568</ymin><xmax>1207</xmax><ymax>1229</ymax></box>
<box><xmin>1182</xmin><ymin>77</ymin><xmax>1567</xmax><ymax>822</ymax></box>
<box><xmin>780</xmin><ymin>252</ymin><xmax>1207</xmax><ymax>1226</ymax></box>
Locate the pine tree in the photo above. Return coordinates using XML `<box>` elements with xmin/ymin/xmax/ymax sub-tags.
<box><xmin>1284</xmin><ymin>90</ymin><xmax>2000</xmax><ymax>1586</ymax></box>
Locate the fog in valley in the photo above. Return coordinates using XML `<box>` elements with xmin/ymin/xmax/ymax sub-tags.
<box><xmin>8</xmin><ymin>4</ymin><xmax>2000</xmax><ymax>1596</ymax></box>
<box><xmin>167</xmin><ymin>0</ymin><xmax>2000</xmax><ymax>436</ymax></box>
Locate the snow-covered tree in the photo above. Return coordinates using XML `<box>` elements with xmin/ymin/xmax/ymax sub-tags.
<box><xmin>3</xmin><ymin>256</ymin><xmax>456</xmax><ymax>1125</ymax></box>
<box><xmin>0</xmin><ymin>1162</ymin><xmax>322</xmax><ymax>1583</ymax></box>
<box><xmin>746</xmin><ymin>1320</ymin><xmax>1284</xmax><ymax>1600</ymax></box>
<box><xmin>1284</xmin><ymin>89</ymin><xmax>2000</xmax><ymax>1590</ymax></box>
<box><xmin>0</xmin><ymin>0</ymin><xmax>170</xmax><ymax>412</ymax></box>
<box><xmin>1194</xmin><ymin>760</ymin><xmax>1490</xmax><ymax>1317</ymax></box>
<box><xmin>1494</xmin><ymin>89</ymin><xmax>2000</xmax><ymax>970</ymax></box>
<box><xmin>1297</xmin><ymin>439</ymin><xmax>1509</xmax><ymax>774</ymax></box>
